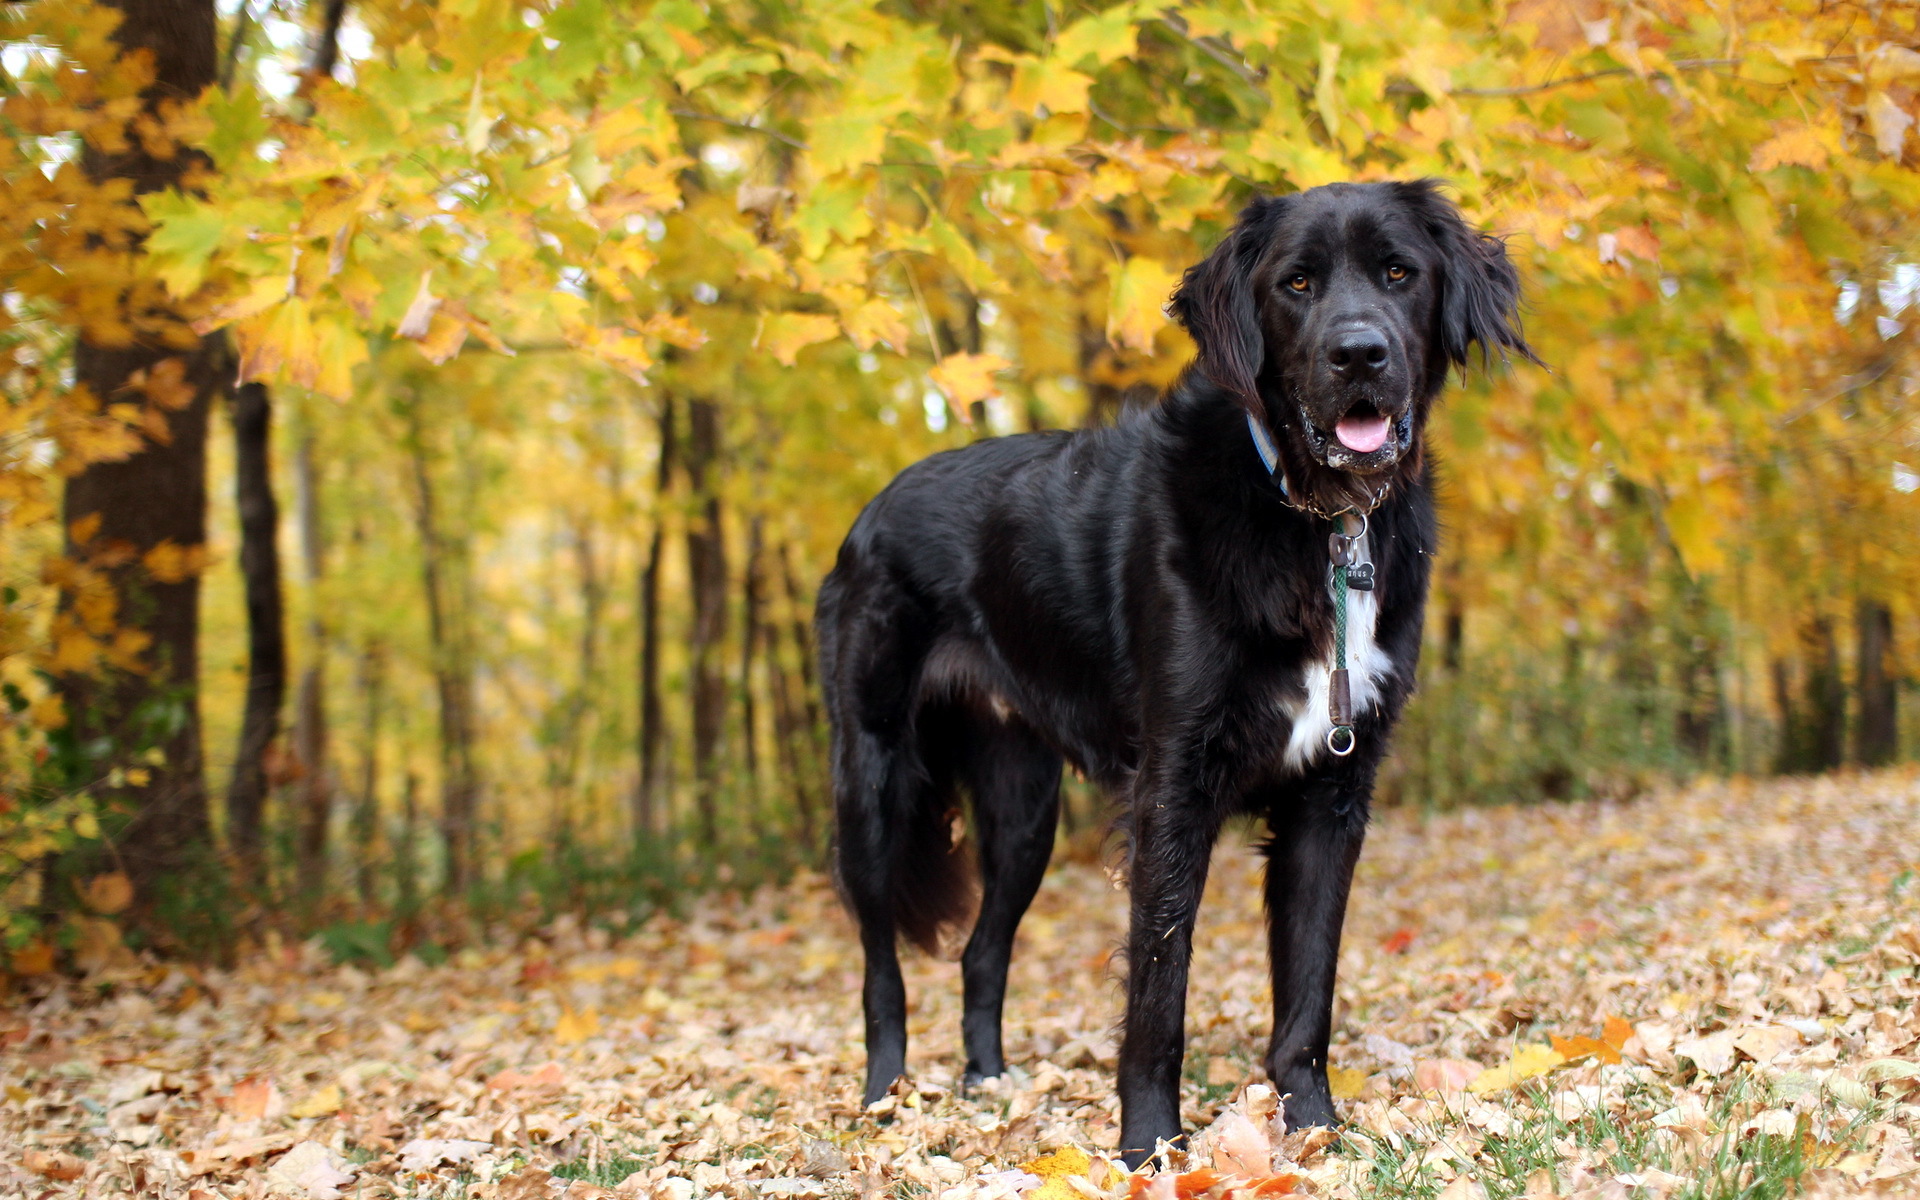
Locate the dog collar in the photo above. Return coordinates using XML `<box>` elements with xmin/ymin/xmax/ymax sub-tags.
<box><xmin>1245</xmin><ymin>410</ymin><xmax>1291</xmax><ymax>498</ymax></box>
<box><xmin>1245</xmin><ymin>410</ymin><xmax>1393</xmax><ymax>519</ymax></box>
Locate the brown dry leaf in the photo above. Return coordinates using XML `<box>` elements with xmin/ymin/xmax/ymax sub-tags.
<box><xmin>23</xmin><ymin>1149</ymin><xmax>85</xmax><ymax>1181</ymax></box>
<box><xmin>265</xmin><ymin>1141</ymin><xmax>356</xmax><ymax>1199</ymax></box>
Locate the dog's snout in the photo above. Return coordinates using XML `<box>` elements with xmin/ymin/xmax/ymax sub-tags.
<box><xmin>1326</xmin><ymin>326</ymin><xmax>1390</xmax><ymax>379</ymax></box>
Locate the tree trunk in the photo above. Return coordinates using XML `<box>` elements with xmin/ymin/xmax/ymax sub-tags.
<box><xmin>1806</xmin><ymin>617</ymin><xmax>1847</xmax><ymax>771</ymax></box>
<box><xmin>777</xmin><ymin>539</ymin><xmax>825</xmax><ymax>757</ymax></box>
<box><xmin>684</xmin><ymin>399</ymin><xmax>727</xmax><ymax>847</ymax></box>
<box><xmin>55</xmin><ymin>0</ymin><xmax>221</xmax><ymax>899</ymax></box>
<box><xmin>351</xmin><ymin>638</ymin><xmax>384</xmax><ymax>908</ymax></box>
<box><xmin>562</xmin><ymin>519</ymin><xmax>603</xmax><ymax>799</ymax></box>
<box><xmin>405</xmin><ymin>403</ymin><xmax>478</xmax><ymax>893</ymax></box>
<box><xmin>1856</xmin><ymin>599</ymin><xmax>1898</xmax><ymax>767</ymax></box>
<box><xmin>635</xmin><ymin>396</ymin><xmax>676</xmax><ymax>838</ymax></box>
<box><xmin>225</xmin><ymin>382</ymin><xmax>284</xmax><ymax>886</ymax></box>
<box><xmin>739</xmin><ymin>515</ymin><xmax>765</xmax><ymax>830</ymax></box>
<box><xmin>292</xmin><ymin>432</ymin><xmax>331</xmax><ymax>901</ymax></box>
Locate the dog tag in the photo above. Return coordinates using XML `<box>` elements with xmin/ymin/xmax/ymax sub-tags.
<box><xmin>1347</xmin><ymin>562</ymin><xmax>1375</xmax><ymax>591</ymax></box>
<box><xmin>1328</xmin><ymin>533</ymin><xmax>1353</xmax><ymax>567</ymax></box>
<box><xmin>1329</xmin><ymin>667</ymin><xmax>1353</xmax><ymax>726</ymax></box>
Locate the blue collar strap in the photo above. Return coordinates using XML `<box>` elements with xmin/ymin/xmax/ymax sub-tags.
<box><xmin>1245</xmin><ymin>410</ymin><xmax>1292</xmax><ymax>501</ymax></box>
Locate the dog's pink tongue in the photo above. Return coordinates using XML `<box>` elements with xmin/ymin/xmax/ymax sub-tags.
<box><xmin>1335</xmin><ymin>414</ymin><xmax>1391</xmax><ymax>453</ymax></box>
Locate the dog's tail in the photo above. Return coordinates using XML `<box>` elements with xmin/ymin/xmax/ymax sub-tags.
<box><xmin>890</xmin><ymin>783</ymin><xmax>976</xmax><ymax>956</ymax></box>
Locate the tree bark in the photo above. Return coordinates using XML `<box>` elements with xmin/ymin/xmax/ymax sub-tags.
<box><xmin>1806</xmin><ymin>616</ymin><xmax>1847</xmax><ymax>771</ymax></box>
<box><xmin>225</xmin><ymin>382</ymin><xmax>284</xmax><ymax>886</ymax></box>
<box><xmin>739</xmin><ymin>514</ymin><xmax>765</xmax><ymax>829</ymax></box>
<box><xmin>56</xmin><ymin>0</ymin><xmax>221</xmax><ymax>898</ymax></box>
<box><xmin>1856</xmin><ymin>599</ymin><xmax>1898</xmax><ymax>767</ymax></box>
<box><xmin>292</xmin><ymin>432</ymin><xmax>331</xmax><ymax>900</ymax></box>
<box><xmin>635</xmin><ymin>396</ymin><xmax>676</xmax><ymax>838</ymax></box>
<box><xmin>685</xmin><ymin>399</ymin><xmax>727</xmax><ymax>847</ymax></box>
<box><xmin>405</xmin><ymin>402</ymin><xmax>479</xmax><ymax>893</ymax></box>
<box><xmin>351</xmin><ymin>637</ymin><xmax>384</xmax><ymax>908</ymax></box>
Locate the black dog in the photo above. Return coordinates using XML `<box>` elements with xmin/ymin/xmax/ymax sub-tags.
<box><xmin>817</xmin><ymin>180</ymin><xmax>1530</xmax><ymax>1165</ymax></box>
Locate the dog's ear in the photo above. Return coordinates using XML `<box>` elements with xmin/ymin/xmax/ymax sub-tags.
<box><xmin>1397</xmin><ymin>180</ymin><xmax>1536</xmax><ymax>369</ymax></box>
<box><xmin>1169</xmin><ymin>196</ymin><xmax>1286</xmax><ymax>405</ymax></box>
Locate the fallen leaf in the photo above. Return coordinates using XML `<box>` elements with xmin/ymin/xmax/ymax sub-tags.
<box><xmin>554</xmin><ymin>1006</ymin><xmax>601</xmax><ymax>1045</ymax></box>
<box><xmin>223</xmin><ymin>1076</ymin><xmax>283</xmax><ymax>1121</ymax></box>
<box><xmin>1469</xmin><ymin>1043</ymin><xmax>1565</xmax><ymax>1094</ymax></box>
<box><xmin>1019</xmin><ymin>1146</ymin><xmax>1092</xmax><ymax>1200</ymax></box>
<box><xmin>1414</xmin><ymin>1059</ymin><xmax>1481</xmax><ymax>1094</ymax></box>
<box><xmin>288</xmin><ymin>1083</ymin><xmax>342</xmax><ymax>1118</ymax></box>
<box><xmin>266</xmin><ymin>1141</ymin><xmax>356</xmax><ymax>1199</ymax></box>
<box><xmin>1548</xmin><ymin>1034</ymin><xmax>1621</xmax><ymax>1066</ymax></box>
<box><xmin>1731</xmin><ymin>1024</ymin><xmax>1800</xmax><ymax>1064</ymax></box>
<box><xmin>23</xmin><ymin>1149</ymin><xmax>84</xmax><ymax>1181</ymax></box>
<box><xmin>1327</xmin><ymin>1065</ymin><xmax>1368</xmax><ymax>1099</ymax></box>
<box><xmin>398</xmin><ymin>1137</ymin><xmax>494</xmax><ymax>1170</ymax></box>
<box><xmin>1200</xmin><ymin>1111</ymin><xmax>1269</xmax><ymax>1176</ymax></box>
<box><xmin>487</xmin><ymin>1061</ymin><xmax>567</xmax><ymax>1092</ymax></box>
<box><xmin>1674</xmin><ymin>1030</ymin><xmax>1738</xmax><ymax>1077</ymax></box>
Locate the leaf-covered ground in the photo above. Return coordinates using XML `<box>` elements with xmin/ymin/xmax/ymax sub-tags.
<box><xmin>7</xmin><ymin>770</ymin><xmax>1920</xmax><ymax>1199</ymax></box>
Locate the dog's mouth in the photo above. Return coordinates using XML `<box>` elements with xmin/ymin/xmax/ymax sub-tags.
<box><xmin>1300</xmin><ymin>403</ymin><xmax>1414</xmax><ymax>473</ymax></box>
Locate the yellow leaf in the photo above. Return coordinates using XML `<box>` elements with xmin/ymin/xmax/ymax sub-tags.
<box><xmin>1018</xmin><ymin>1145</ymin><xmax>1091</xmax><ymax>1200</ymax></box>
<box><xmin>1468</xmin><ymin>1043</ymin><xmax>1565</xmax><ymax>1093</ymax></box>
<box><xmin>928</xmin><ymin>352</ymin><xmax>1012</xmax><ymax>408</ymax></box>
<box><xmin>1107</xmin><ymin>256</ymin><xmax>1181</xmax><ymax>354</ymax></box>
<box><xmin>1749</xmin><ymin>123</ymin><xmax>1837</xmax><ymax>172</ymax></box>
<box><xmin>842</xmin><ymin>298</ymin><xmax>909</xmax><ymax>352</ymax></box>
<box><xmin>1008</xmin><ymin>57</ymin><xmax>1092</xmax><ymax>116</ymax></box>
<box><xmin>29</xmin><ymin>693</ymin><xmax>67</xmax><ymax>731</ymax></box>
<box><xmin>1327</xmin><ymin>1065</ymin><xmax>1368</xmax><ymax>1099</ymax></box>
<box><xmin>554</xmin><ymin>1006</ymin><xmax>600</xmax><ymax>1045</ymax></box>
<box><xmin>758</xmin><ymin>313</ymin><xmax>842</xmax><ymax>367</ymax></box>
<box><xmin>143</xmin><ymin>540</ymin><xmax>207</xmax><ymax>584</ymax></box>
<box><xmin>289</xmin><ymin>1083</ymin><xmax>343</xmax><ymax>1119</ymax></box>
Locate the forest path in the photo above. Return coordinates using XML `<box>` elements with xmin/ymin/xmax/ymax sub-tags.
<box><xmin>7</xmin><ymin>770</ymin><xmax>1920</xmax><ymax>1199</ymax></box>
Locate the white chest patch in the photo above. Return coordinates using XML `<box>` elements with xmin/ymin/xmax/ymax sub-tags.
<box><xmin>1278</xmin><ymin>533</ymin><xmax>1395</xmax><ymax>772</ymax></box>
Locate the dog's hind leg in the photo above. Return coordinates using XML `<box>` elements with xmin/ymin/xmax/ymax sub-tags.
<box><xmin>836</xmin><ymin>723</ymin><xmax>918</xmax><ymax>1106</ymax></box>
<box><xmin>957</xmin><ymin>715</ymin><xmax>1062</xmax><ymax>1087</ymax></box>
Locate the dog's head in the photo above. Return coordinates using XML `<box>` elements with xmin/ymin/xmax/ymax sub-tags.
<box><xmin>1170</xmin><ymin>180</ymin><xmax>1532</xmax><ymax>504</ymax></box>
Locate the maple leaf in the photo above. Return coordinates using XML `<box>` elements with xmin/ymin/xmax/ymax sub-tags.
<box><xmin>553</xmin><ymin>1006</ymin><xmax>601</xmax><ymax>1045</ymax></box>
<box><xmin>929</xmin><ymin>352</ymin><xmax>1012</xmax><ymax>411</ymax></box>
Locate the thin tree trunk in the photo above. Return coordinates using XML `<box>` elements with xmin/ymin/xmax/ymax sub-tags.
<box><xmin>292</xmin><ymin>432</ymin><xmax>331</xmax><ymax>900</ymax></box>
<box><xmin>1856</xmin><ymin>599</ymin><xmax>1898</xmax><ymax>766</ymax></box>
<box><xmin>1771</xmin><ymin>657</ymin><xmax>1799</xmax><ymax>774</ymax></box>
<box><xmin>225</xmin><ymin>382</ymin><xmax>284</xmax><ymax>886</ymax></box>
<box><xmin>684</xmin><ymin>399</ymin><xmax>727</xmax><ymax>847</ymax></box>
<box><xmin>405</xmin><ymin>403</ymin><xmax>478</xmax><ymax>893</ymax></box>
<box><xmin>739</xmin><ymin>515</ymin><xmax>765</xmax><ymax>830</ymax></box>
<box><xmin>778</xmin><ymin>539</ymin><xmax>825</xmax><ymax>753</ymax></box>
<box><xmin>352</xmin><ymin>638</ymin><xmax>384</xmax><ymax>908</ymax></box>
<box><xmin>1806</xmin><ymin>616</ymin><xmax>1846</xmax><ymax>771</ymax></box>
<box><xmin>562</xmin><ymin>519</ymin><xmax>603</xmax><ymax>798</ymax></box>
<box><xmin>635</xmin><ymin>396</ymin><xmax>676</xmax><ymax>838</ymax></box>
<box><xmin>396</xmin><ymin>771</ymin><xmax>420</xmax><ymax>917</ymax></box>
<box><xmin>765</xmin><ymin>616</ymin><xmax>814</xmax><ymax>842</ymax></box>
<box><xmin>55</xmin><ymin>0</ymin><xmax>221</xmax><ymax>900</ymax></box>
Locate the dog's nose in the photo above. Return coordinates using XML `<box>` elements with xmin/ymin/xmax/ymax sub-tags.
<box><xmin>1327</xmin><ymin>328</ymin><xmax>1390</xmax><ymax>379</ymax></box>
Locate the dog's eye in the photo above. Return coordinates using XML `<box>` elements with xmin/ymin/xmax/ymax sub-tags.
<box><xmin>1286</xmin><ymin>274</ymin><xmax>1310</xmax><ymax>293</ymax></box>
<box><xmin>1385</xmin><ymin>264</ymin><xmax>1408</xmax><ymax>282</ymax></box>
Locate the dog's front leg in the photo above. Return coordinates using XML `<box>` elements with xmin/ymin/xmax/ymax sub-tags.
<box><xmin>1117</xmin><ymin>792</ymin><xmax>1224</xmax><ymax>1169</ymax></box>
<box><xmin>1263</xmin><ymin>784</ymin><xmax>1368</xmax><ymax>1130</ymax></box>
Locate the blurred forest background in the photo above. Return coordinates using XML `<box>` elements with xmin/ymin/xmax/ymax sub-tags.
<box><xmin>0</xmin><ymin>0</ymin><xmax>1916</xmax><ymax>966</ymax></box>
